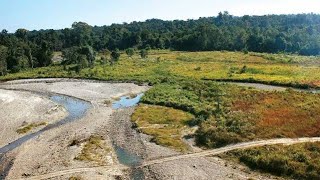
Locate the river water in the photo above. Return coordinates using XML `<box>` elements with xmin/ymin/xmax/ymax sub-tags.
<box><xmin>112</xmin><ymin>93</ymin><xmax>145</xmax><ymax>180</ymax></box>
<box><xmin>0</xmin><ymin>94</ymin><xmax>91</xmax><ymax>179</ymax></box>
<box><xmin>0</xmin><ymin>81</ymin><xmax>317</xmax><ymax>179</ymax></box>
<box><xmin>112</xmin><ymin>93</ymin><xmax>144</xmax><ymax>109</ymax></box>
<box><xmin>0</xmin><ymin>95</ymin><xmax>91</xmax><ymax>154</ymax></box>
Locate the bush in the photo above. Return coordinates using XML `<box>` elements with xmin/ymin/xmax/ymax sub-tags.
<box><xmin>125</xmin><ymin>48</ymin><xmax>135</xmax><ymax>57</ymax></box>
<box><xmin>111</xmin><ymin>49</ymin><xmax>121</xmax><ymax>62</ymax></box>
<box><xmin>227</xmin><ymin>143</ymin><xmax>320</xmax><ymax>179</ymax></box>
<box><xmin>140</xmin><ymin>49</ymin><xmax>148</xmax><ymax>59</ymax></box>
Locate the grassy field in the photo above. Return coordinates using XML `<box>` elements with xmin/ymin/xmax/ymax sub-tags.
<box><xmin>131</xmin><ymin>104</ymin><xmax>194</xmax><ymax>152</ymax></box>
<box><xmin>141</xmin><ymin>80</ymin><xmax>320</xmax><ymax>148</ymax></box>
<box><xmin>222</xmin><ymin>142</ymin><xmax>320</xmax><ymax>179</ymax></box>
<box><xmin>2</xmin><ymin>50</ymin><xmax>320</xmax><ymax>179</ymax></box>
<box><xmin>2</xmin><ymin>50</ymin><xmax>320</xmax><ymax>148</ymax></box>
<box><xmin>1</xmin><ymin>50</ymin><xmax>320</xmax><ymax>88</ymax></box>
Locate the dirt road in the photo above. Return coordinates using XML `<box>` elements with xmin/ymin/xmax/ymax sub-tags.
<box><xmin>21</xmin><ymin>137</ymin><xmax>320</xmax><ymax>180</ymax></box>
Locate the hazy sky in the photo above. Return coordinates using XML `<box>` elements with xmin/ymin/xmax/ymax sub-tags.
<box><xmin>1</xmin><ymin>0</ymin><xmax>320</xmax><ymax>32</ymax></box>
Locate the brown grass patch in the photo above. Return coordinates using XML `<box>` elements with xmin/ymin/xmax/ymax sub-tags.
<box><xmin>16</xmin><ymin>122</ymin><xmax>47</xmax><ymax>134</ymax></box>
<box><xmin>75</xmin><ymin>136</ymin><xmax>111</xmax><ymax>165</ymax></box>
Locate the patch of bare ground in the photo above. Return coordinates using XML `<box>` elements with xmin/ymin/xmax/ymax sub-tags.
<box><xmin>0</xmin><ymin>79</ymin><xmax>291</xmax><ymax>180</ymax></box>
<box><xmin>0</xmin><ymin>89</ymin><xmax>67</xmax><ymax>148</ymax></box>
<box><xmin>0</xmin><ymin>79</ymin><xmax>148</xmax><ymax>180</ymax></box>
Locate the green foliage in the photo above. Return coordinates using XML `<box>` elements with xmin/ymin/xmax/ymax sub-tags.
<box><xmin>239</xmin><ymin>65</ymin><xmax>247</xmax><ymax>74</ymax></box>
<box><xmin>110</xmin><ymin>49</ymin><xmax>120</xmax><ymax>63</ymax></box>
<box><xmin>132</xmin><ymin>104</ymin><xmax>194</xmax><ymax>152</ymax></box>
<box><xmin>141</xmin><ymin>80</ymin><xmax>220</xmax><ymax>117</ymax></box>
<box><xmin>140</xmin><ymin>79</ymin><xmax>253</xmax><ymax>147</ymax></box>
<box><xmin>125</xmin><ymin>48</ymin><xmax>135</xmax><ymax>57</ymax></box>
<box><xmin>79</xmin><ymin>45</ymin><xmax>95</xmax><ymax>66</ymax></box>
<box><xmin>1</xmin><ymin>50</ymin><xmax>319</xmax><ymax>88</ymax></box>
<box><xmin>0</xmin><ymin>45</ymin><xmax>8</xmax><ymax>75</ymax></box>
<box><xmin>0</xmin><ymin>29</ymin><xmax>54</xmax><ymax>74</ymax></box>
<box><xmin>79</xmin><ymin>55</ymin><xmax>89</xmax><ymax>68</ymax></box>
<box><xmin>1</xmin><ymin>50</ymin><xmax>320</xmax><ymax>151</ymax></box>
<box><xmin>140</xmin><ymin>49</ymin><xmax>148</xmax><ymax>59</ymax></box>
<box><xmin>225</xmin><ymin>143</ymin><xmax>320</xmax><ymax>179</ymax></box>
<box><xmin>71</xmin><ymin>22</ymin><xmax>93</xmax><ymax>46</ymax></box>
<box><xmin>62</xmin><ymin>45</ymin><xmax>95</xmax><ymax>72</ymax></box>
<box><xmin>35</xmin><ymin>41</ymin><xmax>53</xmax><ymax>67</ymax></box>
<box><xmin>62</xmin><ymin>46</ymin><xmax>80</xmax><ymax>65</ymax></box>
<box><xmin>2</xmin><ymin>13</ymin><xmax>320</xmax><ymax>75</ymax></box>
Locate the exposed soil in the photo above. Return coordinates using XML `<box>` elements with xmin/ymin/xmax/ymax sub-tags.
<box><xmin>0</xmin><ymin>79</ymin><xmax>147</xmax><ymax>180</ymax></box>
<box><xmin>0</xmin><ymin>89</ymin><xmax>67</xmax><ymax>148</ymax></box>
<box><xmin>0</xmin><ymin>78</ymin><xmax>298</xmax><ymax>180</ymax></box>
<box><xmin>107</xmin><ymin>106</ymin><xmax>282</xmax><ymax>180</ymax></box>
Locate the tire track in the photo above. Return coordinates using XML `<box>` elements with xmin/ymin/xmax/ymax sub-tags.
<box><xmin>21</xmin><ymin>137</ymin><xmax>320</xmax><ymax>180</ymax></box>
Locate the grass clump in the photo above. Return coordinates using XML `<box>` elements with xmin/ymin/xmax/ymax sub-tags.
<box><xmin>75</xmin><ymin>136</ymin><xmax>111</xmax><ymax>165</ymax></box>
<box><xmin>223</xmin><ymin>142</ymin><xmax>320</xmax><ymax>179</ymax></box>
<box><xmin>16</xmin><ymin>122</ymin><xmax>47</xmax><ymax>134</ymax></box>
<box><xmin>69</xmin><ymin>176</ymin><xmax>83</xmax><ymax>180</ymax></box>
<box><xmin>131</xmin><ymin>104</ymin><xmax>194</xmax><ymax>152</ymax></box>
<box><xmin>103</xmin><ymin>99</ymin><xmax>112</xmax><ymax>106</ymax></box>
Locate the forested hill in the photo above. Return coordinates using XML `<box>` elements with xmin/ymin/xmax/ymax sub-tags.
<box><xmin>0</xmin><ymin>12</ymin><xmax>320</xmax><ymax>75</ymax></box>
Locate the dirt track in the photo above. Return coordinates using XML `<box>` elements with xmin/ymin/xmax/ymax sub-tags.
<box><xmin>1</xmin><ymin>78</ymin><xmax>317</xmax><ymax>180</ymax></box>
<box><xmin>140</xmin><ymin>137</ymin><xmax>320</xmax><ymax>167</ymax></box>
<box><xmin>20</xmin><ymin>137</ymin><xmax>320</xmax><ymax>180</ymax></box>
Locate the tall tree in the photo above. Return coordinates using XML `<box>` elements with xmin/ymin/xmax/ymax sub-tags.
<box><xmin>0</xmin><ymin>45</ymin><xmax>8</xmax><ymax>75</ymax></box>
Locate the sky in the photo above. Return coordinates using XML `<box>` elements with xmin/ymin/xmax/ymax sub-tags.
<box><xmin>1</xmin><ymin>0</ymin><xmax>320</xmax><ymax>32</ymax></box>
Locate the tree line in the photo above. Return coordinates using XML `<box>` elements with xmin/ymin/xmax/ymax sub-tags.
<box><xmin>1</xmin><ymin>12</ymin><xmax>320</xmax><ymax>75</ymax></box>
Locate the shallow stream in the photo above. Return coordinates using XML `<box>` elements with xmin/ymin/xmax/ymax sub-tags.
<box><xmin>112</xmin><ymin>93</ymin><xmax>144</xmax><ymax>109</ymax></box>
<box><xmin>0</xmin><ymin>94</ymin><xmax>91</xmax><ymax>179</ymax></box>
<box><xmin>112</xmin><ymin>93</ymin><xmax>145</xmax><ymax>180</ymax></box>
<box><xmin>0</xmin><ymin>95</ymin><xmax>91</xmax><ymax>154</ymax></box>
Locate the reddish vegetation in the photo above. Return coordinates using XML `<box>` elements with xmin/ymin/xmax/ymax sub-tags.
<box><xmin>312</xmin><ymin>80</ymin><xmax>320</xmax><ymax>87</ymax></box>
<box><xmin>230</xmin><ymin>89</ymin><xmax>320</xmax><ymax>139</ymax></box>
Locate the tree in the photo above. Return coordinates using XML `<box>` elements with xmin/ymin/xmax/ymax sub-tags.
<box><xmin>0</xmin><ymin>45</ymin><xmax>8</xmax><ymax>76</ymax></box>
<box><xmin>62</xmin><ymin>46</ymin><xmax>80</xmax><ymax>65</ymax></box>
<box><xmin>79</xmin><ymin>45</ymin><xmax>95</xmax><ymax>67</ymax></box>
<box><xmin>110</xmin><ymin>49</ymin><xmax>120</xmax><ymax>63</ymax></box>
<box><xmin>78</xmin><ymin>55</ymin><xmax>89</xmax><ymax>69</ymax></box>
<box><xmin>3</xmin><ymin>13</ymin><xmax>320</xmax><ymax>65</ymax></box>
<box><xmin>71</xmin><ymin>22</ymin><xmax>92</xmax><ymax>46</ymax></box>
<box><xmin>15</xmin><ymin>29</ymin><xmax>28</xmax><ymax>41</ymax></box>
<box><xmin>125</xmin><ymin>48</ymin><xmax>134</xmax><ymax>57</ymax></box>
<box><xmin>25</xmin><ymin>44</ymin><xmax>34</xmax><ymax>68</ymax></box>
<box><xmin>139</xmin><ymin>49</ymin><xmax>148</xmax><ymax>59</ymax></box>
<box><xmin>35</xmin><ymin>41</ymin><xmax>53</xmax><ymax>67</ymax></box>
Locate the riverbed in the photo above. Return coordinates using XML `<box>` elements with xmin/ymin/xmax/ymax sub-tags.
<box><xmin>0</xmin><ymin>78</ymin><xmax>306</xmax><ymax>180</ymax></box>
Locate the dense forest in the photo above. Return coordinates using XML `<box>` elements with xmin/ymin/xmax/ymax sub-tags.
<box><xmin>1</xmin><ymin>12</ymin><xmax>320</xmax><ymax>75</ymax></box>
